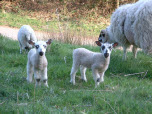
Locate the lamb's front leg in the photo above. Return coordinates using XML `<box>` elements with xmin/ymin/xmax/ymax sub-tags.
<box><xmin>42</xmin><ymin>67</ymin><xmax>49</xmax><ymax>87</ymax></box>
<box><xmin>132</xmin><ymin>45</ymin><xmax>138</xmax><ymax>59</ymax></box>
<box><xmin>92</xmin><ymin>68</ymin><xmax>100</xmax><ymax>88</ymax></box>
<box><xmin>34</xmin><ymin>69</ymin><xmax>41</xmax><ymax>87</ymax></box>
<box><xmin>70</xmin><ymin>64</ymin><xmax>79</xmax><ymax>85</ymax></box>
<box><xmin>99</xmin><ymin>72</ymin><xmax>105</xmax><ymax>83</ymax></box>
<box><xmin>80</xmin><ymin>65</ymin><xmax>87</xmax><ymax>82</ymax></box>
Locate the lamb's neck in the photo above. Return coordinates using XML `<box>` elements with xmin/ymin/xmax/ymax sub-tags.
<box><xmin>104</xmin><ymin>55</ymin><xmax>111</xmax><ymax>65</ymax></box>
<box><xmin>36</xmin><ymin>53</ymin><xmax>45</xmax><ymax>60</ymax></box>
<box><xmin>35</xmin><ymin>53</ymin><xmax>47</xmax><ymax>65</ymax></box>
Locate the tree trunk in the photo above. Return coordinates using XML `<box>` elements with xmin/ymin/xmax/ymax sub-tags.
<box><xmin>133</xmin><ymin>0</ymin><xmax>136</xmax><ymax>3</ymax></box>
<box><xmin>116</xmin><ymin>0</ymin><xmax>119</xmax><ymax>8</ymax></box>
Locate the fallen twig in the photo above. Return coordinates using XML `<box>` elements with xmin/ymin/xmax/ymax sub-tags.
<box><xmin>69</xmin><ymin>89</ymin><xmax>113</xmax><ymax>92</ymax></box>
<box><xmin>73</xmin><ymin>104</ymin><xmax>92</xmax><ymax>108</ymax></box>
<box><xmin>17</xmin><ymin>103</ymin><xmax>28</xmax><ymax>106</ymax></box>
<box><xmin>0</xmin><ymin>101</ymin><xmax>5</xmax><ymax>105</ymax></box>
<box><xmin>142</xmin><ymin>70</ymin><xmax>148</xmax><ymax>79</ymax></box>
<box><xmin>124</xmin><ymin>71</ymin><xmax>147</xmax><ymax>77</ymax></box>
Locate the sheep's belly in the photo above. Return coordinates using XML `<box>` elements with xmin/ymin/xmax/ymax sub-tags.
<box><xmin>35</xmin><ymin>63</ymin><xmax>47</xmax><ymax>70</ymax></box>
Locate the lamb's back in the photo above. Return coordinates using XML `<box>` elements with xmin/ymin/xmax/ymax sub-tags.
<box><xmin>28</xmin><ymin>48</ymin><xmax>36</xmax><ymax>62</ymax></box>
<box><xmin>73</xmin><ymin>48</ymin><xmax>105</xmax><ymax>68</ymax></box>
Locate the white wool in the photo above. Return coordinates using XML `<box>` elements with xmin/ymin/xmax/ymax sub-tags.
<box><xmin>18</xmin><ymin>25</ymin><xmax>37</xmax><ymax>53</ymax></box>
<box><xmin>133</xmin><ymin>0</ymin><xmax>152</xmax><ymax>54</ymax></box>
<box><xmin>124</xmin><ymin>0</ymin><xmax>146</xmax><ymax>45</ymax></box>
<box><xmin>108</xmin><ymin>4</ymin><xmax>132</xmax><ymax>44</ymax></box>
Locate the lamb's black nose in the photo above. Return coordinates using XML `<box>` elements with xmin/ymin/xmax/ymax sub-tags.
<box><xmin>104</xmin><ymin>53</ymin><xmax>109</xmax><ymax>58</ymax></box>
<box><xmin>98</xmin><ymin>37</ymin><xmax>102</xmax><ymax>42</ymax></box>
<box><xmin>25</xmin><ymin>47</ymin><xmax>29</xmax><ymax>50</ymax></box>
<box><xmin>39</xmin><ymin>52</ymin><xmax>43</xmax><ymax>56</ymax></box>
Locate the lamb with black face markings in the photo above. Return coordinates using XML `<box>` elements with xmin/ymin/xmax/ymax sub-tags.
<box><xmin>70</xmin><ymin>41</ymin><xmax>118</xmax><ymax>88</ymax></box>
<box><xmin>26</xmin><ymin>39</ymin><xmax>52</xmax><ymax>87</ymax></box>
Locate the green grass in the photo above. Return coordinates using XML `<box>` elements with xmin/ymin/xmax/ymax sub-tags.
<box><xmin>0</xmin><ymin>11</ymin><xmax>46</xmax><ymax>31</ymax></box>
<box><xmin>0</xmin><ymin>11</ymin><xmax>106</xmax><ymax>36</ymax></box>
<box><xmin>0</xmin><ymin>35</ymin><xmax>152</xmax><ymax>113</ymax></box>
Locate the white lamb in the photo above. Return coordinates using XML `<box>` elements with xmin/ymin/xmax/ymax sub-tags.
<box><xmin>26</xmin><ymin>39</ymin><xmax>52</xmax><ymax>87</ymax></box>
<box><xmin>70</xmin><ymin>41</ymin><xmax>118</xmax><ymax>88</ymax></box>
<box><xmin>18</xmin><ymin>25</ymin><xmax>37</xmax><ymax>53</ymax></box>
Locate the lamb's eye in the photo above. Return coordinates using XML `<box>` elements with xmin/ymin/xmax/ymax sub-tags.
<box><xmin>102</xmin><ymin>34</ymin><xmax>105</xmax><ymax>37</ymax></box>
<box><xmin>102</xmin><ymin>46</ymin><xmax>105</xmax><ymax>50</ymax></box>
<box><xmin>43</xmin><ymin>45</ymin><xmax>47</xmax><ymax>48</ymax></box>
<box><xmin>35</xmin><ymin>45</ymin><xmax>39</xmax><ymax>49</ymax></box>
<box><xmin>109</xmin><ymin>46</ymin><xmax>112</xmax><ymax>50</ymax></box>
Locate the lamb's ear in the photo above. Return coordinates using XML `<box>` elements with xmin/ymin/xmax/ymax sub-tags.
<box><xmin>112</xmin><ymin>42</ymin><xmax>118</xmax><ymax>48</ymax></box>
<box><xmin>46</xmin><ymin>39</ymin><xmax>52</xmax><ymax>45</ymax></box>
<box><xmin>95</xmin><ymin>41</ymin><xmax>102</xmax><ymax>46</ymax></box>
<box><xmin>28</xmin><ymin>40</ymin><xmax>35</xmax><ymax>46</ymax></box>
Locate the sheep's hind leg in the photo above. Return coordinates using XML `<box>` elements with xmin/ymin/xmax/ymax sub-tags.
<box><xmin>80</xmin><ymin>65</ymin><xmax>87</xmax><ymax>82</ymax></box>
<box><xmin>132</xmin><ymin>45</ymin><xmax>138</xmax><ymax>59</ymax></box>
<box><xmin>123</xmin><ymin>46</ymin><xmax>127</xmax><ymax>61</ymax></box>
<box><xmin>19</xmin><ymin>42</ymin><xmax>22</xmax><ymax>54</ymax></box>
<box><xmin>26</xmin><ymin>62</ymin><xmax>34</xmax><ymax>83</ymax></box>
<box><xmin>70</xmin><ymin>64</ymin><xmax>79</xmax><ymax>85</ymax></box>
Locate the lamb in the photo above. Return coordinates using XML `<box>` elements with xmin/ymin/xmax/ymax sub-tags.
<box><xmin>70</xmin><ymin>41</ymin><xmax>118</xmax><ymax>88</ymax></box>
<box><xmin>99</xmin><ymin>0</ymin><xmax>151</xmax><ymax>60</ymax></box>
<box><xmin>18</xmin><ymin>25</ymin><xmax>37</xmax><ymax>54</ymax></box>
<box><xmin>26</xmin><ymin>39</ymin><xmax>52</xmax><ymax>87</ymax></box>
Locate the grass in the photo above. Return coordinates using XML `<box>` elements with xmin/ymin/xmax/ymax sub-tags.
<box><xmin>0</xmin><ymin>11</ymin><xmax>46</xmax><ymax>31</ymax></box>
<box><xmin>0</xmin><ymin>11</ymin><xmax>107</xmax><ymax>36</ymax></box>
<box><xmin>0</xmin><ymin>35</ymin><xmax>152</xmax><ymax>113</ymax></box>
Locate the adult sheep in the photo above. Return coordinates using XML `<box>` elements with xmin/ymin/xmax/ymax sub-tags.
<box><xmin>99</xmin><ymin>0</ymin><xmax>147</xmax><ymax>60</ymax></box>
<box><xmin>132</xmin><ymin>0</ymin><xmax>152</xmax><ymax>54</ymax></box>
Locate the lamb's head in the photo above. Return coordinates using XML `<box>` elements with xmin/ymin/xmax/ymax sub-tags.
<box><xmin>98</xmin><ymin>28</ymin><xmax>109</xmax><ymax>43</ymax></box>
<box><xmin>29</xmin><ymin>39</ymin><xmax>52</xmax><ymax>56</ymax></box>
<box><xmin>95</xmin><ymin>41</ymin><xmax>118</xmax><ymax>58</ymax></box>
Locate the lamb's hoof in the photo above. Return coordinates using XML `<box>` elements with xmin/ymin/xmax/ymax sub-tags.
<box><xmin>70</xmin><ymin>80</ymin><xmax>75</xmax><ymax>85</ymax></box>
<box><xmin>81</xmin><ymin>79</ymin><xmax>87</xmax><ymax>82</ymax></box>
<box><xmin>45</xmin><ymin>84</ymin><xmax>49</xmax><ymax>88</ymax></box>
<box><xmin>95</xmin><ymin>82</ymin><xmax>100</xmax><ymax>88</ymax></box>
<box><xmin>26</xmin><ymin>78</ymin><xmax>32</xmax><ymax>83</ymax></box>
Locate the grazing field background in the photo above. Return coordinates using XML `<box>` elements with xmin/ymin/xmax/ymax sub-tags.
<box><xmin>0</xmin><ymin>0</ymin><xmax>152</xmax><ymax>113</ymax></box>
<box><xmin>0</xmin><ymin>35</ymin><xmax>152</xmax><ymax>113</ymax></box>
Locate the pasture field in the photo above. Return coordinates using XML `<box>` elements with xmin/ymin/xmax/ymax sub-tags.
<box><xmin>0</xmin><ymin>11</ymin><xmax>106</xmax><ymax>36</ymax></box>
<box><xmin>0</xmin><ymin>35</ymin><xmax>152</xmax><ymax>113</ymax></box>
